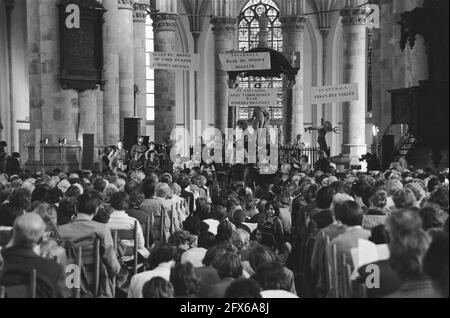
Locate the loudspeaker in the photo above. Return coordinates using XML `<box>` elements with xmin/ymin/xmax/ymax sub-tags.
<box><xmin>82</xmin><ymin>134</ymin><xmax>95</xmax><ymax>171</ymax></box>
<box><xmin>382</xmin><ymin>135</ymin><xmax>395</xmax><ymax>170</ymax></box>
<box><xmin>124</xmin><ymin>118</ymin><xmax>142</xmax><ymax>151</ymax></box>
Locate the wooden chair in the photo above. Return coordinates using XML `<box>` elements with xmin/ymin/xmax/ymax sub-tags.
<box><xmin>0</xmin><ymin>269</ymin><xmax>37</xmax><ymax>298</ymax></box>
<box><xmin>112</xmin><ymin>221</ymin><xmax>140</xmax><ymax>274</ymax></box>
<box><xmin>145</xmin><ymin>215</ymin><xmax>152</xmax><ymax>250</ymax></box>
<box><xmin>330</xmin><ymin>244</ymin><xmax>339</xmax><ymax>298</ymax></box>
<box><xmin>355</xmin><ymin>281</ymin><xmax>368</xmax><ymax>298</ymax></box>
<box><xmin>111</xmin><ymin>221</ymin><xmax>140</xmax><ymax>298</ymax></box>
<box><xmin>73</xmin><ymin>246</ymin><xmax>83</xmax><ymax>299</ymax></box>
<box><xmin>73</xmin><ymin>239</ymin><xmax>101</xmax><ymax>298</ymax></box>
<box><xmin>322</xmin><ymin>233</ymin><xmax>333</xmax><ymax>295</ymax></box>
<box><xmin>341</xmin><ymin>254</ymin><xmax>353</xmax><ymax>298</ymax></box>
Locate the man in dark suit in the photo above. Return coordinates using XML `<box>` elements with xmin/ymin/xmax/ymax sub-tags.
<box><xmin>0</xmin><ymin>213</ymin><xmax>66</xmax><ymax>298</ymax></box>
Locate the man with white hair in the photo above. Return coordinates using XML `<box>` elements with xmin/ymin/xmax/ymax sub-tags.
<box><xmin>231</xmin><ymin>229</ymin><xmax>251</xmax><ymax>252</ymax></box>
<box><xmin>0</xmin><ymin>213</ymin><xmax>66</xmax><ymax>298</ymax></box>
<box><xmin>57</xmin><ymin>179</ymin><xmax>71</xmax><ymax>194</ymax></box>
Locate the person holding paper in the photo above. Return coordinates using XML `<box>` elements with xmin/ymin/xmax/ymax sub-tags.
<box><xmin>355</xmin><ymin>226</ymin><xmax>401</xmax><ymax>298</ymax></box>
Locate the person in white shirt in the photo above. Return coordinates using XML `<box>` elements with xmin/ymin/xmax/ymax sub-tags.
<box><xmin>128</xmin><ymin>243</ymin><xmax>176</xmax><ymax>298</ymax></box>
<box><xmin>106</xmin><ymin>192</ymin><xmax>150</xmax><ymax>260</ymax></box>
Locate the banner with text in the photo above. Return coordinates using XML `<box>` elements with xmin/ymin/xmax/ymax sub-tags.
<box><xmin>229</xmin><ymin>88</ymin><xmax>279</xmax><ymax>108</ymax></box>
<box><xmin>311</xmin><ymin>83</ymin><xmax>359</xmax><ymax>104</ymax></box>
<box><xmin>149</xmin><ymin>52</ymin><xmax>200</xmax><ymax>71</ymax></box>
<box><xmin>219</xmin><ymin>52</ymin><xmax>271</xmax><ymax>72</ymax></box>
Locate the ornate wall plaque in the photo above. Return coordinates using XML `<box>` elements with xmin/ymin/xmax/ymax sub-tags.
<box><xmin>59</xmin><ymin>0</ymin><xmax>106</xmax><ymax>92</ymax></box>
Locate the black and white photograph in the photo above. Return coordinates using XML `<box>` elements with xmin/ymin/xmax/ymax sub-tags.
<box><xmin>0</xmin><ymin>0</ymin><xmax>448</xmax><ymax>305</ymax></box>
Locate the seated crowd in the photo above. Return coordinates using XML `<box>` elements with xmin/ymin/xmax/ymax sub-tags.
<box><xmin>0</xmin><ymin>158</ymin><xmax>448</xmax><ymax>298</ymax></box>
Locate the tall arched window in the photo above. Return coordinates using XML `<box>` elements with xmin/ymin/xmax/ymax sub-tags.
<box><xmin>238</xmin><ymin>0</ymin><xmax>283</xmax><ymax>123</ymax></box>
<box><xmin>145</xmin><ymin>16</ymin><xmax>155</xmax><ymax>122</ymax></box>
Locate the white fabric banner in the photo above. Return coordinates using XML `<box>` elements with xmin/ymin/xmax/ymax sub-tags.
<box><xmin>149</xmin><ymin>52</ymin><xmax>200</xmax><ymax>71</ymax></box>
<box><xmin>229</xmin><ymin>88</ymin><xmax>279</xmax><ymax>108</ymax></box>
<box><xmin>311</xmin><ymin>83</ymin><xmax>359</xmax><ymax>104</ymax></box>
<box><xmin>219</xmin><ymin>52</ymin><xmax>271</xmax><ymax>72</ymax></box>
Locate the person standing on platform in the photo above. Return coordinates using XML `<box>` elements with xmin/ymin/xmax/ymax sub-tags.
<box><xmin>305</xmin><ymin>121</ymin><xmax>340</xmax><ymax>157</ymax></box>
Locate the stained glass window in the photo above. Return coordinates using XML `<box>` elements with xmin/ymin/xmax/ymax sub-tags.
<box><xmin>145</xmin><ymin>16</ymin><xmax>155</xmax><ymax>122</ymax></box>
<box><xmin>238</xmin><ymin>0</ymin><xmax>284</xmax><ymax>123</ymax></box>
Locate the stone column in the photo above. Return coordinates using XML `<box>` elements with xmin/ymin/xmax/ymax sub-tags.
<box><xmin>26</xmin><ymin>0</ymin><xmax>81</xmax><ymax>172</ymax></box>
<box><xmin>117</xmin><ymin>0</ymin><xmax>135</xmax><ymax>137</ymax></box>
<box><xmin>152</xmin><ymin>12</ymin><xmax>178</xmax><ymax>144</ymax></box>
<box><xmin>0</xmin><ymin>1</ymin><xmax>11</xmax><ymax>148</ymax></box>
<box><xmin>79</xmin><ymin>90</ymin><xmax>97</xmax><ymax>141</ymax></box>
<box><xmin>280</xmin><ymin>15</ymin><xmax>307</xmax><ymax>144</ymax></box>
<box><xmin>102</xmin><ymin>0</ymin><xmax>120</xmax><ymax>146</ymax></box>
<box><xmin>340</xmin><ymin>4</ymin><xmax>371</xmax><ymax>166</ymax></box>
<box><xmin>133</xmin><ymin>0</ymin><xmax>149</xmax><ymax>136</ymax></box>
<box><xmin>211</xmin><ymin>17</ymin><xmax>237</xmax><ymax>132</ymax></box>
<box><xmin>4</xmin><ymin>0</ymin><xmax>14</xmax><ymax>151</ymax></box>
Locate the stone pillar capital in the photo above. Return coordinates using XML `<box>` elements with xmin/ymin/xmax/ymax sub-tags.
<box><xmin>118</xmin><ymin>0</ymin><xmax>134</xmax><ymax>10</ymax></box>
<box><xmin>320</xmin><ymin>28</ymin><xmax>330</xmax><ymax>37</ymax></box>
<box><xmin>280</xmin><ymin>16</ymin><xmax>307</xmax><ymax>32</ymax></box>
<box><xmin>340</xmin><ymin>7</ymin><xmax>372</xmax><ymax>26</ymax></box>
<box><xmin>151</xmin><ymin>12</ymin><xmax>179</xmax><ymax>32</ymax></box>
<box><xmin>210</xmin><ymin>17</ymin><xmax>237</xmax><ymax>33</ymax></box>
<box><xmin>133</xmin><ymin>0</ymin><xmax>149</xmax><ymax>22</ymax></box>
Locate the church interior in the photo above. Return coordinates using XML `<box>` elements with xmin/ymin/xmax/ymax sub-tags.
<box><xmin>0</xmin><ymin>0</ymin><xmax>448</xmax><ymax>172</ymax></box>
<box><xmin>0</xmin><ymin>0</ymin><xmax>449</xmax><ymax>301</ymax></box>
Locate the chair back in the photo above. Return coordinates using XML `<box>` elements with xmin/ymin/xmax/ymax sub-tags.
<box><xmin>111</xmin><ymin>222</ymin><xmax>139</xmax><ymax>298</ymax></box>
<box><xmin>328</xmin><ymin>244</ymin><xmax>339</xmax><ymax>298</ymax></box>
<box><xmin>0</xmin><ymin>269</ymin><xmax>37</xmax><ymax>298</ymax></box>
<box><xmin>111</xmin><ymin>221</ymin><xmax>139</xmax><ymax>275</ymax></box>
<box><xmin>322</xmin><ymin>233</ymin><xmax>333</xmax><ymax>294</ymax></box>
<box><xmin>145</xmin><ymin>216</ymin><xmax>152</xmax><ymax>250</ymax></box>
<box><xmin>341</xmin><ymin>253</ymin><xmax>353</xmax><ymax>298</ymax></box>
<box><xmin>72</xmin><ymin>239</ymin><xmax>101</xmax><ymax>298</ymax></box>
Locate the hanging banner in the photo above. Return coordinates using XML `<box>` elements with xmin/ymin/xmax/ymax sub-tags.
<box><xmin>149</xmin><ymin>52</ymin><xmax>200</xmax><ymax>71</ymax></box>
<box><xmin>219</xmin><ymin>52</ymin><xmax>271</xmax><ymax>72</ymax></box>
<box><xmin>311</xmin><ymin>83</ymin><xmax>359</xmax><ymax>104</ymax></box>
<box><xmin>229</xmin><ymin>88</ymin><xmax>279</xmax><ymax>108</ymax></box>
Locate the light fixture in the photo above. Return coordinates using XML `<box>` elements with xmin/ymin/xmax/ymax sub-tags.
<box><xmin>372</xmin><ymin>125</ymin><xmax>380</xmax><ymax>137</ymax></box>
